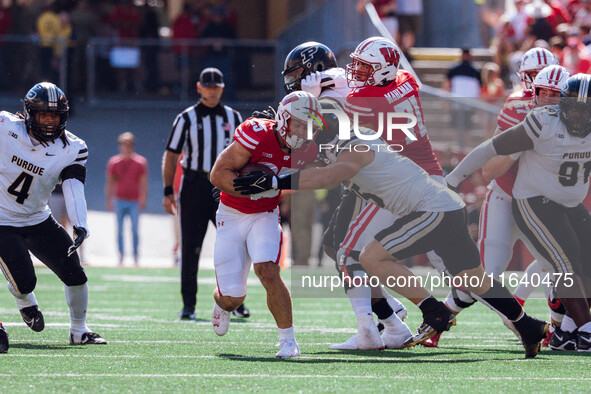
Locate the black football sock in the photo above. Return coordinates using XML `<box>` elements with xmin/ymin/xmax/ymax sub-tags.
<box><xmin>417</xmin><ymin>296</ymin><xmax>440</xmax><ymax>315</ymax></box>
<box><xmin>477</xmin><ymin>280</ymin><xmax>522</xmax><ymax>321</ymax></box>
<box><xmin>372</xmin><ymin>298</ymin><xmax>394</xmax><ymax>320</ymax></box>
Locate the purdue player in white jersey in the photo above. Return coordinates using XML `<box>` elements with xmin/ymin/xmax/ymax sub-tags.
<box><xmin>446</xmin><ymin>74</ymin><xmax>591</xmax><ymax>352</ymax></box>
<box><xmin>283</xmin><ymin>42</ymin><xmax>410</xmax><ymax>350</ymax></box>
<box><xmin>234</xmin><ymin>121</ymin><xmax>550</xmax><ymax>358</ymax></box>
<box><xmin>0</xmin><ymin>83</ymin><xmax>105</xmax><ymax>345</ymax></box>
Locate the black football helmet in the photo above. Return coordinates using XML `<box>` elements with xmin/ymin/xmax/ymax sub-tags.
<box><xmin>23</xmin><ymin>82</ymin><xmax>69</xmax><ymax>142</ymax></box>
<box><xmin>282</xmin><ymin>42</ymin><xmax>337</xmax><ymax>93</ymax></box>
<box><xmin>559</xmin><ymin>74</ymin><xmax>591</xmax><ymax>138</ymax></box>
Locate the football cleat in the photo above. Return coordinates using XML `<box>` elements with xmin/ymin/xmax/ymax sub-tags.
<box><xmin>577</xmin><ymin>331</ymin><xmax>591</xmax><ymax>352</ymax></box>
<box><xmin>421</xmin><ymin>332</ymin><xmax>441</xmax><ymax>348</ymax></box>
<box><xmin>179</xmin><ymin>307</ymin><xmax>196</xmax><ymax>321</ymax></box>
<box><xmin>276</xmin><ymin>339</ymin><xmax>300</xmax><ymax>358</ymax></box>
<box><xmin>232</xmin><ymin>303</ymin><xmax>250</xmax><ymax>318</ymax></box>
<box><xmin>404</xmin><ymin>302</ymin><xmax>456</xmax><ymax>348</ymax></box>
<box><xmin>549</xmin><ymin>326</ymin><xmax>577</xmax><ymax>351</ymax></box>
<box><xmin>20</xmin><ymin>305</ymin><xmax>45</xmax><ymax>332</ymax></box>
<box><xmin>70</xmin><ymin>331</ymin><xmax>107</xmax><ymax>345</ymax></box>
<box><xmin>381</xmin><ymin>321</ymin><xmax>412</xmax><ymax>349</ymax></box>
<box><xmin>212</xmin><ymin>303</ymin><xmax>231</xmax><ymax>336</ymax></box>
<box><xmin>0</xmin><ymin>323</ymin><xmax>8</xmax><ymax>354</ymax></box>
<box><xmin>514</xmin><ymin>315</ymin><xmax>549</xmax><ymax>358</ymax></box>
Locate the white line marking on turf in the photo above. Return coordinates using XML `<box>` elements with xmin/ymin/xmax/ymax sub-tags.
<box><xmin>0</xmin><ymin>373</ymin><xmax>589</xmax><ymax>380</ymax></box>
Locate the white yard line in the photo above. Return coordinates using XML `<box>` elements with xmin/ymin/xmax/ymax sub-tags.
<box><xmin>0</xmin><ymin>373</ymin><xmax>588</xmax><ymax>380</ymax></box>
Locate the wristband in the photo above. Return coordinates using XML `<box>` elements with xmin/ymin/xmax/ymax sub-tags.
<box><xmin>277</xmin><ymin>172</ymin><xmax>300</xmax><ymax>190</ymax></box>
<box><xmin>164</xmin><ymin>186</ymin><xmax>174</xmax><ymax>196</ymax></box>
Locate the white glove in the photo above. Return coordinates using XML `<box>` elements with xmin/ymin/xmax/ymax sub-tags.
<box><xmin>250</xmin><ymin>188</ymin><xmax>280</xmax><ymax>200</ymax></box>
<box><xmin>301</xmin><ymin>71</ymin><xmax>323</xmax><ymax>97</ymax></box>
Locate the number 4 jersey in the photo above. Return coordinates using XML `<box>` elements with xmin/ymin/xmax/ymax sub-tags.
<box><xmin>0</xmin><ymin>111</ymin><xmax>88</xmax><ymax>226</ymax></box>
<box><xmin>515</xmin><ymin>105</ymin><xmax>591</xmax><ymax>207</ymax></box>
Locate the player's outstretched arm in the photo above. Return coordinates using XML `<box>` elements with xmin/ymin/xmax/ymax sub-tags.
<box><xmin>481</xmin><ymin>126</ymin><xmax>519</xmax><ymax>182</ymax></box>
<box><xmin>446</xmin><ymin>123</ymin><xmax>532</xmax><ymax>188</ymax></box>
<box><xmin>297</xmin><ymin>150</ymin><xmax>373</xmax><ymax>190</ymax></box>
<box><xmin>210</xmin><ymin>141</ymin><xmax>251</xmax><ymax>197</ymax></box>
<box><xmin>233</xmin><ymin>150</ymin><xmax>373</xmax><ymax>195</ymax></box>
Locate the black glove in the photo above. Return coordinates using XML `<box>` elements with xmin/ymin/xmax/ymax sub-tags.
<box><xmin>251</xmin><ymin>108</ymin><xmax>275</xmax><ymax>120</ymax></box>
<box><xmin>233</xmin><ymin>171</ymin><xmax>276</xmax><ymax>195</ymax></box>
<box><xmin>67</xmin><ymin>226</ymin><xmax>88</xmax><ymax>257</ymax></box>
<box><xmin>212</xmin><ymin>186</ymin><xmax>221</xmax><ymax>203</ymax></box>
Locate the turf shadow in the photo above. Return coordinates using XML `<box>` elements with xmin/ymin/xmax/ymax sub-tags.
<box><xmin>10</xmin><ymin>343</ymin><xmax>72</xmax><ymax>350</ymax></box>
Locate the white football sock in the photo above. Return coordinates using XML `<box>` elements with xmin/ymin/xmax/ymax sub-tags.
<box><xmin>513</xmin><ymin>260</ymin><xmax>543</xmax><ymax>301</ymax></box>
<box><xmin>65</xmin><ymin>284</ymin><xmax>90</xmax><ymax>335</ymax></box>
<box><xmin>7</xmin><ymin>282</ymin><xmax>38</xmax><ymax>310</ymax></box>
<box><xmin>561</xmin><ymin>315</ymin><xmax>577</xmax><ymax>333</ymax></box>
<box><xmin>278</xmin><ymin>326</ymin><xmax>295</xmax><ymax>342</ymax></box>
<box><xmin>579</xmin><ymin>321</ymin><xmax>591</xmax><ymax>334</ymax></box>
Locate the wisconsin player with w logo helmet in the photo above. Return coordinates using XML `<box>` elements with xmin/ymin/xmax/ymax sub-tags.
<box><xmin>0</xmin><ymin>82</ymin><xmax>105</xmax><ymax>345</ymax></box>
<box><xmin>337</xmin><ymin>36</ymin><xmax>457</xmax><ymax>349</ymax></box>
<box><xmin>446</xmin><ymin>74</ymin><xmax>591</xmax><ymax>352</ymax></box>
<box><xmin>210</xmin><ymin>91</ymin><xmax>319</xmax><ymax>358</ymax></box>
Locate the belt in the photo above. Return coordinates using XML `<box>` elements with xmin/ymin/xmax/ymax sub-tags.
<box><xmin>183</xmin><ymin>169</ymin><xmax>210</xmax><ymax>182</ymax></box>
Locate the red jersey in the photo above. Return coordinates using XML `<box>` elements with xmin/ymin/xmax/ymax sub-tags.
<box><xmin>494</xmin><ymin>90</ymin><xmax>534</xmax><ymax>196</ymax></box>
<box><xmin>344</xmin><ymin>70</ymin><xmax>442</xmax><ymax>176</ymax></box>
<box><xmin>221</xmin><ymin>118</ymin><xmax>318</xmax><ymax>214</ymax></box>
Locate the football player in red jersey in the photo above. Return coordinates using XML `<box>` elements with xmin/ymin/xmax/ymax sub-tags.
<box><xmin>210</xmin><ymin>91</ymin><xmax>319</xmax><ymax>358</ymax></box>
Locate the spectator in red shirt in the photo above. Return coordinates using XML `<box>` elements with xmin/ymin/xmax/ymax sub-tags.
<box><xmin>563</xmin><ymin>36</ymin><xmax>591</xmax><ymax>74</ymax></box>
<box><xmin>106</xmin><ymin>132</ymin><xmax>148</xmax><ymax>266</ymax></box>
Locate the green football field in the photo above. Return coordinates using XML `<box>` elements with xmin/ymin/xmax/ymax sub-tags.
<box><xmin>1</xmin><ymin>267</ymin><xmax>590</xmax><ymax>392</ymax></box>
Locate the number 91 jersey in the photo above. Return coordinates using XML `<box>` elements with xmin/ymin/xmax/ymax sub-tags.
<box><xmin>515</xmin><ymin>105</ymin><xmax>591</xmax><ymax>207</ymax></box>
<box><xmin>0</xmin><ymin>111</ymin><xmax>88</xmax><ymax>226</ymax></box>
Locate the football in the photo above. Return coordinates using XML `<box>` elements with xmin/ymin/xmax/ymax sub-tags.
<box><xmin>238</xmin><ymin>163</ymin><xmax>275</xmax><ymax>177</ymax></box>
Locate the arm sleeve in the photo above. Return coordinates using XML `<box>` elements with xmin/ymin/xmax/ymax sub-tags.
<box><xmin>62</xmin><ymin>178</ymin><xmax>89</xmax><ymax>233</ymax></box>
<box><xmin>445</xmin><ymin>139</ymin><xmax>498</xmax><ymax>188</ymax></box>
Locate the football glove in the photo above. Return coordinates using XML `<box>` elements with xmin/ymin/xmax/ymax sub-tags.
<box><xmin>251</xmin><ymin>107</ymin><xmax>276</xmax><ymax>120</ymax></box>
<box><xmin>67</xmin><ymin>226</ymin><xmax>88</xmax><ymax>257</ymax></box>
<box><xmin>233</xmin><ymin>171</ymin><xmax>276</xmax><ymax>195</ymax></box>
<box><xmin>212</xmin><ymin>186</ymin><xmax>221</xmax><ymax>203</ymax></box>
<box><xmin>301</xmin><ymin>71</ymin><xmax>323</xmax><ymax>97</ymax></box>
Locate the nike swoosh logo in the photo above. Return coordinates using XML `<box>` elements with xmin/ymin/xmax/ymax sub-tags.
<box><xmin>554</xmin><ymin>334</ymin><xmax>563</xmax><ymax>341</ymax></box>
<box><xmin>45</xmin><ymin>153</ymin><xmax>55</xmax><ymax>156</ymax></box>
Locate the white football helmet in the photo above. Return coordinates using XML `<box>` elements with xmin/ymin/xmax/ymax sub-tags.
<box><xmin>518</xmin><ymin>47</ymin><xmax>558</xmax><ymax>92</ymax></box>
<box><xmin>346</xmin><ymin>37</ymin><xmax>401</xmax><ymax>88</ymax></box>
<box><xmin>533</xmin><ymin>65</ymin><xmax>570</xmax><ymax>106</ymax></box>
<box><xmin>275</xmin><ymin>91</ymin><xmax>320</xmax><ymax>150</ymax></box>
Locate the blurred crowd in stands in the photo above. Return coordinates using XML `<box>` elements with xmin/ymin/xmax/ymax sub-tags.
<box><xmin>0</xmin><ymin>0</ymin><xmax>238</xmax><ymax>96</ymax></box>
<box><xmin>480</xmin><ymin>0</ymin><xmax>591</xmax><ymax>89</ymax></box>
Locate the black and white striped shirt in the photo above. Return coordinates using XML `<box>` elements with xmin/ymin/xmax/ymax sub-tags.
<box><xmin>165</xmin><ymin>102</ymin><xmax>242</xmax><ymax>173</ymax></box>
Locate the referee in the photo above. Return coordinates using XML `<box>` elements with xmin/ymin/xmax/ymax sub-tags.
<box><xmin>162</xmin><ymin>68</ymin><xmax>249</xmax><ymax>320</ymax></box>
